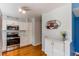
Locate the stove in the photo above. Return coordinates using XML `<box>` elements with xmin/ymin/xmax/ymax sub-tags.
<box><xmin>6</xmin><ymin>25</ymin><xmax>20</xmax><ymax>51</ymax></box>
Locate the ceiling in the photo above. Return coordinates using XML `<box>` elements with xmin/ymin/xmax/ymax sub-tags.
<box><xmin>0</xmin><ymin>3</ymin><xmax>67</xmax><ymax>18</ymax></box>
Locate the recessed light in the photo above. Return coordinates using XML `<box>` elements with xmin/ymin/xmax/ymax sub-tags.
<box><xmin>22</xmin><ymin>10</ymin><xmax>26</xmax><ymax>14</ymax></box>
<box><xmin>19</xmin><ymin>8</ymin><xmax>22</xmax><ymax>12</ymax></box>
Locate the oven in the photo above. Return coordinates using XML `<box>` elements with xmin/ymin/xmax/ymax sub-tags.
<box><xmin>6</xmin><ymin>25</ymin><xmax>20</xmax><ymax>51</ymax></box>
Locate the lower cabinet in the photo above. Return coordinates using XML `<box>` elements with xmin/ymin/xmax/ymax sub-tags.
<box><xmin>45</xmin><ymin>38</ymin><xmax>53</xmax><ymax>56</ymax></box>
<box><xmin>45</xmin><ymin>38</ymin><xmax>65</xmax><ymax>56</ymax></box>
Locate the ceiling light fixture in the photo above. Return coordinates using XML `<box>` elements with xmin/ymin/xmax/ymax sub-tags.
<box><xmin>19</xmin><ymin>6</ymin><xmax>31</xmax><ymax>14</ymax></box>
<box><xmin>22</xmin><ymin>10</ymin><xmax>26</xmax><ymax>14</ymax></box>
<box><xmin>19</xmin><ymin>8</ymin><xmax>22</xmax><ymax>12</ymax></box>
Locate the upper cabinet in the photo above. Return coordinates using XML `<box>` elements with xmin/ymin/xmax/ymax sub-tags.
<box><xmin>19</xmin><ymin>22</ymin><xmax>27</xmax><ymax>31</ymax></box>
<box><xmin>2</xmin><ymin>16</ymin><xmax>27</xmax><ymax>31</ymax></box>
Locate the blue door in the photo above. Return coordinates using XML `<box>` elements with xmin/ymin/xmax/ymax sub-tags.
<box><xmin>74</xmin><ymin>18</ymin><xmax>79</xmax><ymax>52</ymax></box>
<box><xmin>72</xmin><ymin>3</ymin><xmax>79</xmax><ymax>55</ymax></box>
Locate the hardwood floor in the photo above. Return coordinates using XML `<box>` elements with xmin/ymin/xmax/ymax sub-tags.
<box><xmin>2</xmin><ymin>45</ymin><xmax>46</xmax><ymax>56</ymax></box>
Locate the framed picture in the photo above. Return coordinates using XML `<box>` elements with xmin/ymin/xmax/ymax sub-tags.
<box><xmin>46</xmin><ymin>20</ymin><xmax>61</xmax><ymax>29</ymax></box>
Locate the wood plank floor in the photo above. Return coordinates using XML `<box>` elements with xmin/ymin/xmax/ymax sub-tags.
<box><xmin>2</xmin><ymin>45</ymin><xmax>46</xmax><ymax>56</ymax></box>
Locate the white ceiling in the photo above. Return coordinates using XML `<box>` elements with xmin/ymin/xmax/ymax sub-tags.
<box><xmin>0</xmin><ymin>3</ymin><xmax>66</xmax><ymax>18</ymax></box>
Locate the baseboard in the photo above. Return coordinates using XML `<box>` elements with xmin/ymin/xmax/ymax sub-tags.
<box><xmin>42</xmin><ymin>50</ymin><xmax>47</xmax><ymax>56</ymax></box>
<box><xmin>2</xmin><ymin>50</ymin><xmax>6</xmax><ymax>53</ymax></box>
<box><xmin>32</xmin><ymin>43</ymin><xmax>41</xmax><ymax>46</ymax></box>
<box><xmin>42</xmin><ymin>49</ymin><xmax>48</xmax><ymax>56</ymax></box>
<box><xmin>20</xmin><ymin>44</ymin><xmax>32</xmax><ymax>48</ymax></box>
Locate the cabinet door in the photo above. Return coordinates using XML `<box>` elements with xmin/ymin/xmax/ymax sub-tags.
<box><xmin>20</xmin><ymin>32</ymin><xmax>31</xmax><ymax>47</ymax></box>
<box><xmin>45</xmin><ymin>39</ymin><xmax>53</xmax><ymax>56</ymax></box>
<box><xmin>19</xmin><ymin>22</ymin><xmax>27</xmax><ymax>30</ymax></box>
<box><xmin>6</xmin><ymin>19</ymin><xmax>19</xmax><ymax>25</ymax></box>
<box><xmin>45</xmin><ymin>39</ymin><xmax>65</xmax><ymax>56</ymax></box>
<box><xmin>53</xmin><ymin>40</ymin><xmax>64</xmax><ymax>56</ymax></box>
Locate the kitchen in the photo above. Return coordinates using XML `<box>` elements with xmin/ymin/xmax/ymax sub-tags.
<box><xmin>0</xmin><ymin>3</ymin><xmax>72</xmax><ymax>56</ymax></box>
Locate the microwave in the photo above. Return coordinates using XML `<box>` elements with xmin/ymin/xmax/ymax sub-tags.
<box><xmin>7</xmin><ymin>25</ymin><xmax>19</xmax><ymax>30</ymax></box>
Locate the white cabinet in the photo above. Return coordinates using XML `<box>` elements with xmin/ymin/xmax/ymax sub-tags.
<box><xmin>45</xmin><ymin>38</ymin><xmax>53</xmax><ymax>56</ymax></box>
<box><xmin>53</xmin><ymin>40</ymin><xmax>64</xmax><ymax>56</ymax></box>
<box><xmin>2</xmin><ymin>19</ymin><xmax>6</xmax><ymax>30</ymax></box>
<box><xmin>6</xmin><ymin>19</ymin><xmax>19</xmax><ymax>26</ymax></box>
<box><xmin>45</xmin><ymin>38</ymin><xmax>65</xmax><ymax>56</ymax></box>
<box><xmin>19</xmin><ymin>22</ymin><xmax>27</xmax><ymax>30</ymax></box>
<box><xmin>2</xmin><ymin>16</ymin><xmax>33</xmax><ymax>52</ymax></box>
<box><xmin>20</xmin><ymin>32</ymin><xmax>31</xmax><ymax>47</ymax></box>
<box><xmin>2</xmin><ymin>31</ymin><xmax>6</xmax><ymax>52</ymax></box>
<box><xmin>19</xmin><ymin>22</ymin><xmax>32</xmax><ymax>47</ymax></box>
<box><xmin>2</xmin><ymin>18</ymin><xmax>20</xmax><ymax>52</ymax></box>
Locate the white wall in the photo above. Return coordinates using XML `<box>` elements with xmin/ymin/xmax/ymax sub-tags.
<box><xmin>42</xmin><ymin>4</ymin><xmax>72</xmax><ymax>56</ymax></box>
<box><xmin>32</xmin><ymin>16</ymin><xmax>41</xmax><ymax>46</ymax></box>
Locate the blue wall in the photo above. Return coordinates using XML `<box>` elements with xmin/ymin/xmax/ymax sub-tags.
<box><xmin>72</xmin><ymin>3</ymin><xmax>79</xmax><ymax>55</ymax></box>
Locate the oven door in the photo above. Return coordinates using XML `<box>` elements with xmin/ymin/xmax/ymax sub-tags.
<box><xmin>7</xmin><ymin>38</ymin><xmax>20</xmax><ymax>46</ymax></box>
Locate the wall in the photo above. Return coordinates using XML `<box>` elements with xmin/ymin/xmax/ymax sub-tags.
<box><xmin>42</xmin><ymin>4</ymin><xmax>72</xmax><ymax>56</ymax></box>
<box><xmin>32</xmin><ymin>16</ymin><xmax>41</xmax><ymax>46</ymax></box>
